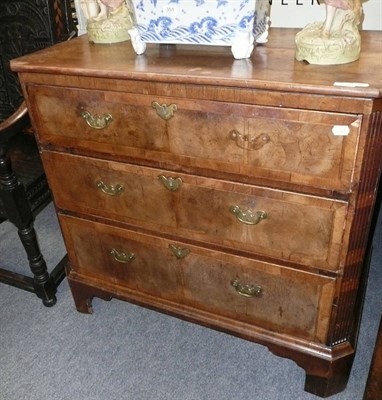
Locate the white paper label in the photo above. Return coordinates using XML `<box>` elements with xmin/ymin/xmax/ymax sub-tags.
<box><xmin>332</xmin><ymin>125</ymin><xmax>350</xmax><ymax>136</ymax></box>
<box><xmin>162</xmin><ymin>4</ymin><xmax>179</xmax><ymax>16</ymax></box>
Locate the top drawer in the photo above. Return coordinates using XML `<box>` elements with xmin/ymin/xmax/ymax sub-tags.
<box><xmin>27</xmin><ymin>85</ymin><xmax>361</xmax><ymax>193</ymax></box>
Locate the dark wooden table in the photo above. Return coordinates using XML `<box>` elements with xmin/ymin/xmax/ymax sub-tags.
<box><xmin>364</xmin><ymin>316</ymin><xmax>382</xmax><ymax>400</ymax></box>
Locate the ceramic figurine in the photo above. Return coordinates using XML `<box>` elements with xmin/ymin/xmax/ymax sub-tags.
<box><xmin>82</xmin><ymin>0</ymin><xmax>134</xmax><ymax>43</ymax></box>
<box><xmin>295</xmin><ymin>0</ymin><xmax>363</xmax><ymax>65</ymax></box>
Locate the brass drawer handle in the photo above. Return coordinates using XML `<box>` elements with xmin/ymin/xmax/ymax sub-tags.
<box><xmin>96</xmin><ymin>179</ymin><xmax>124</xmax><ymax>196</ymax></box>
<box><xmin>229</xmin><ymin>130</ymin><xmax>270</xmax><ymax>150</ymax></box>
<box><xmin>110</xmin><ymin>248</ymin><xmax>135</xmax><ymax>264</ymax></box>
<box><xmin>169</xmin><ymin>244</ymin><xmax>190</xmax><ymax>259</ymax></box>
<box><xmin>158</xmin><ymin>175</ymin><xmax>182</xmax><ymax>191</ymax></box>
<box><xmin>231</xmin><ymin>278</ymin><xmax>263</xmax><ymax>298</ymax></box>
<box><xmin>229</xmin><ymin>205</ymin><xmax>267</xmax><ymax>225</ymax></box>
<box><xmin>152</xmin><ymin>101</ymin><xmax>177</xmax><ymax>120</ymax></box>
<box><xmin>81</xmin><ymin>110</ymin><xmax>113</xmax><ymax>129</ymax></box>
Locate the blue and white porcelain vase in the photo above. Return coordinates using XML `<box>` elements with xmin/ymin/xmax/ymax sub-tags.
<box><xmin>128</xmin><ymin>0</ymin><xmax>271</xmax><ymax>59</ymax></box>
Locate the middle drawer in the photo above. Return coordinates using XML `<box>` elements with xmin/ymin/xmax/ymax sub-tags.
<box><xmin>43</xmin><ymin>151</ymin><xmax>347</xmax><ymax>272</ymax></box>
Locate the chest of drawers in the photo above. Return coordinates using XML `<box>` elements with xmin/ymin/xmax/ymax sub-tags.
<box><xmin>12</xmin><ymin>29</ymin><xmax>382</xmax><ymax>397</ymax></box>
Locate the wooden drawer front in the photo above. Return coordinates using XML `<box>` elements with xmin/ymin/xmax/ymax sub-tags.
<box><xmin>60</xmin><ymin>214</ymin><xmax>335</xmax><ymax>343</ymax></box>
<box><xmin>61</xmin><ymin>215</ymin><xmax>183</xmax><ymax>302</ymax></box>
<box><xmin>44</xmin><ymin>151</ymin><xmax>347</xmax><ymax>271</ymax></box>
<box><xmin>28</xmin><ymin>85</ymin><xmax>360</xmax><ymax>191</ymax></box>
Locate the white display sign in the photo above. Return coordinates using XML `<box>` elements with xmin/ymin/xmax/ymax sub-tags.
<box><xmin>270</xmin><ymin>0</ymin><xmax>381</xmax><ymax>31</ymax></box>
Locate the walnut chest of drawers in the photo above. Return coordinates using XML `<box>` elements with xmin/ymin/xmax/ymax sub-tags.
<box><xmin>12</xmin><ymin>28</ymin><xmax>382</xmax><ymax>397</ymax></box>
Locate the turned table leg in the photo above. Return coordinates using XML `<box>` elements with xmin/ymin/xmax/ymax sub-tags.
<box><xmin>0</xmin><ymin>144</ymin><xmax>57</xmax><ymax>306</ymax></box>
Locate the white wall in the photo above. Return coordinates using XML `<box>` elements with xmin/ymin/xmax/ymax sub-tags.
<box><xmin>270</xmin><ymin>0</ymin><xmax>382</xmax><ymax>30</ymax></box>
<box><xmin>73</xmin><ymin>0</ymin><xmax>382</xmax><ymax>35</ymax></box>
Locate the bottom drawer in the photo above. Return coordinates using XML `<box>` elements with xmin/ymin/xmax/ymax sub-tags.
<box><xmin>60</xmin><ymin>214</ymin><xmax>335</xmax><ymax>343</ymax></box>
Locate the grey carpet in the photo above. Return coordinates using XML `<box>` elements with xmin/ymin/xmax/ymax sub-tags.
<box><xmin>0</xmin><ymin>203</ymin><xmax>381</xmax><ymax>400</ymax></box>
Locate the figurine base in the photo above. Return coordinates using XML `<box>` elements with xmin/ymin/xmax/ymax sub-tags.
<box><xmin>87</xmin><ymin>3</ymin><xmax>133</xmax><ymax>44</ymax></box>
<box><xmin>295</xmin><ymin>9</ymin><xmax>361</xmax><ymax>65</ymax></box>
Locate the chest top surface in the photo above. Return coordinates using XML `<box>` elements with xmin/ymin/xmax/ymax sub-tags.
<box><xmin>11</xmin><ymin>28</ymin><xmax>382</xmax><ymax>100</ymax></box>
